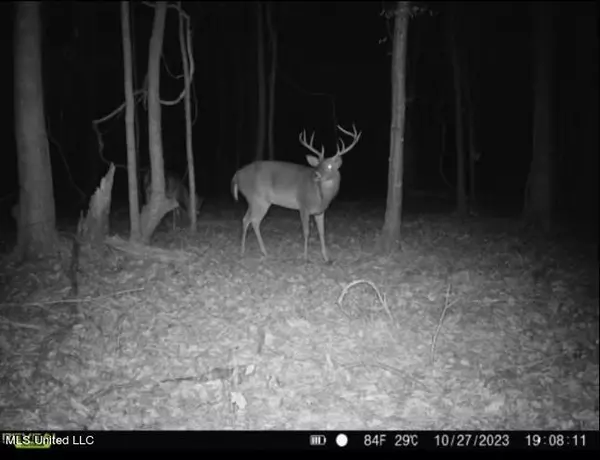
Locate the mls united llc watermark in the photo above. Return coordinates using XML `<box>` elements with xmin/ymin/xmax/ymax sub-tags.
<box><xmin>2</xmin><ymin>432</ymin><xmax>94</xmax><ymax>449</ymax></box>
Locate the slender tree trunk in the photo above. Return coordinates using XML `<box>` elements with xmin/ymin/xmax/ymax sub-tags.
<box><xmin>235</xmin><ymin>58</ymin><xmax>246</xmax><ymax>170</ymax></box>
<box><xmin>13</xmin><ymin>1</ymin><xmax>58</xmax><ymax>259</ymax></box>
<box><xmin>121</xmin><ymin>1</ymin><xmax>141</xmax><ymax>241</ymax></box>
<box><xmin>446</xmin><ymin>10</ymin><xmax>467</xmax><ymax>216</ymax></box>
<box><xmin>213</xmin><ymin>8</ymin><xmax>228</xmax><ymax>194</ymax></box>
<box><xmin>130</xmin><ymin>5</ymin><xmax>142</xmax><ymax>202</ymax></box>
<box><xmin>78</xmin><ymin>2</ymin><xmax>101</xmax><ymax>205</ymax></box>
<box><xmin>524</xmin><ymin>2</ymin><xmax>554</xmax><ymax>231</ymax></box>
<box><xmin>140</xmin><ymin>1</ymin><xmax>178</xmax><ymax>241</ymax></box>
<box><xmin>255</xmin><ymin>1</ymin><xmax>266</xmax><ymax>161</ymax></box>
<box><xmin>467</xmin><ymin>109</ymin><xmax>478</xmax><ymax>209</ymax></box>
<box><xmin>233</xmin><ymin>5</ymin><xmax>247</xmax><ymax>175</ymax></box>
<box><xmin>266</xmin><ymin>2</ymin><xmax>277</xmax><ymax>161</ymax></box>
<box><xmin>462</xmin><ymin>35</ymin><xmax>479</xmax><ymax>212</ymax></box>
<box><xmin>235</xmin><ymin>97</ymin><xmax>244</xmax><ymax>169</ymax></box>
<box><xmin>403</xmin><ymin>13</ymin><xmax>420</xmax><ymax>192</ymax></box>
<box><xmin>380</xmin><ymin>2</ymin><xmax>409</xmax><ymax>254</ymax></box>
<box><xmin>179</xmin><ymin>4</ymin><xmax>197</xmax><ymax>231</ymax></box>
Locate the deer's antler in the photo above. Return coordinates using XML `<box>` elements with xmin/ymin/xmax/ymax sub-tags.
<box><xmin>335</xmin><ymin>124</ymin><xmax>362</xmax><ymax>156</ymax></box>
<box><xmin>299</xmin><ymin>130</ymin><xmax>325</xmax><ymax>161</ymax></box>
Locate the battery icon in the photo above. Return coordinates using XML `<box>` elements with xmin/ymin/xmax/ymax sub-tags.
<box><xmin>309</xmin><ymin>435</ymin><xmax>327</xmax><ymax>446</ymax></box>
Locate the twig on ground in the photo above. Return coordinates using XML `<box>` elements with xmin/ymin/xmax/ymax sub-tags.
<box><xmin>430</xmin><ymin>282</ymin><xmax>460</xmax><ymax>365</ymax></box>
<box><xmin>0</xmin><ymin>288</ymin><xmax>145</xmax><ymax>309</ymax></box>
<box><xmin>337</xmin><ymin>279</ymin><xmax>395</xmax><ymax>325</ymax></box>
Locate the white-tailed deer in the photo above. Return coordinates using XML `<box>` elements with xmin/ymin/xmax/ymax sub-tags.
<box><xmin>231</xmin><ymin>124</ymin><xmax>361</xmax><ymax>262</ymax></box>
<box><xmin>143</xmin><ymin>169</ymin><xmax>203</xmax><ymax>224</ymax></box>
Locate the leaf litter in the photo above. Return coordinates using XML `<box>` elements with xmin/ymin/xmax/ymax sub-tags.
<box><xmin>0</xmin><ymin>211</ymin><xmax>597</xmax><ymax>431</ymax></box>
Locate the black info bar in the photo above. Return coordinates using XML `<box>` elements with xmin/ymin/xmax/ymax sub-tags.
<box><xmin>1</xmin><ymin>430</ymin><xmax>597</xmax><ymax>451</ymax></box>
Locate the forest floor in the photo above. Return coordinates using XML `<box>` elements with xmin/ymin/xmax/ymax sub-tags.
<box><xmin>0</xmin><ymin>199</ymin><xmax>598</xmax><ymax>441</ymax></box>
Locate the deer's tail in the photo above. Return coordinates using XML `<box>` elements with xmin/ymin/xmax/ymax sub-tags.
<box><xmin>231</xmin><ymin>172</ymin><xmax>239</xmax><ymax>201</ymax></box>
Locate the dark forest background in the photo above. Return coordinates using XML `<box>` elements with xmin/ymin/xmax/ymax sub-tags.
<box><xmin>0</xmin><ymin>1</ymin><xmax>597</xmax><ymax>233</ymax></box>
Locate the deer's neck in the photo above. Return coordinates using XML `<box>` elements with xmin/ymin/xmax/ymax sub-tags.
<box><xmin>315</xmin><ymin>174</ymin><xmax>341</xmax><ymax>211</ymax></box>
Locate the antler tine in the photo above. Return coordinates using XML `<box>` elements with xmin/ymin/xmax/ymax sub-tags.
<box><xmin>336</xmin><ymin>123</ymin><xmax>358</xmax><ymax>137</ymax></box>
<box><xmin>299</xmin><ymin>129</ymin><xmax>325</xmax><ymax>159</ymax></box>
<box><xmin>336</xmin><ymin>137</ymin><xmax>348</xmax><ymax>153</ymax></box>
<box><xmin>335</xmin><ymin>123</ymin><xmax>362</xmax><ymax>156</ymax></box>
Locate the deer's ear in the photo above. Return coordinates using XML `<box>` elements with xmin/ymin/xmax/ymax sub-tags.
<box><xmin>306</xmin><ymin>155</ymin><xmax>320</xmax><ymax>167</ymax></box>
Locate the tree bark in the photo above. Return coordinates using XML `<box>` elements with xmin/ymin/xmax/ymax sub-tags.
<box><xmin>266</xmin><ymin>2</ymin><xmax>277</xmax><ymax>161</ymax></box>
<box><xmin>255</xmin><ymin>1</ymin><xmax>266</xmax><ymax>161</ymax></box>
<box><xmin>140</xmin><ymin>1</ymin><xmax>178</xmax><ymax>242</ymax></box>
<box><xmin>461</xmin><ymin>30</ymin><xmax>479</xmax><ymax>212</ymax></box>
<box><xmin>78</xmin><ymin>1</ymin><xmax>102</xmax><ymax>205</ymax></box>
<box><xmin>380</xmin><ymin>2</ymin><xmax>409</xmax><ymax>254</ymax></box>
<box><xmin>524</xmin><ymin>2</ymin><xmax>554</xmax><ymax>231</ymax></box>
<box><xmin>467</xmin><ymin>109</ymin><xmax>478</xmax><ymax>210</ymax></box>
<box><xmin>179</xmin><ymin>3</ymin><xmax>197</xmax><ymax>231</ymax></box>
<box><xmin>121</xmin><ymin>1</ymin><xmax>141</xmax><ymax>241</ymax></box>
<box><xmin>403</xmin><ymin>12</ymin><xmax>420</xmax><ymax>192</ymax></box>
<box><xmin>235</xmin><ymin>51</ymin><xmax>246</xmax><ymax>170</ymax></box>
<box><xmin>13</xmin><ymin>1</ymin><xmax>58</xmax><ymax>259</ymax></box>
<box><xmin>446</xmin><ymin>10</ymin><xmax>467</xmax><ymax>217</ymax></box>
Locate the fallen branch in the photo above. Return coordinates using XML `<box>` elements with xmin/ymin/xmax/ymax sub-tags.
<box><xmin>106</xmin><ymin>236</ymin><xmax>193</xmax><ymax>263</ymax></box>
<box><xmin>430</xmin><ymin>283</ymin><xmax>460</xmax><ymax>365</ymax></box>
<box><xmin>337</xmin><ymin>279</ymin><xmax>395</xmax><ymax>325</ymax></box>
<box><xmin>0</xmin><ymin>288</ymin><xmax>145</xmax><ymax>309</ymax></box>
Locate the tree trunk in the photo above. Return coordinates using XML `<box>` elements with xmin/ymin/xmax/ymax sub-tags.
<box><xmin>213</xmin><ymin>10</ymin><xmax>228</xmax><ymax>195</ymax></box>
<box><xmin>266</xmin><ymin>2</ymin><xmax>277</xmax><ymax>161</ymax></box>
<box><xmin>446</xmin><ymin>10</ymin><xmax>467</xmax><ymax>217</ymax></box>
<box><xmin>467</xmin><ymin>109</ymin><xmax>478</xmax><ymax>211</ymax></box>
<box><xmin>524</xmin><ymin>2</ymin><xmax>554</xmax><ymax>231</ymax></box>
<box><xmin>179</xmin><ymin>4</ymin><xmax>197</xmax><ymax>231</ymax></box>
<box><xmin>13</xmin><ymin>1</ymin><xmax>58</xmax><ymax>260</ymax></box>
<box><xmin>78</xmin><ymin>1</ymin><xmax>102</xmax><ymax>207</ymax></box>
<box><xmin>140</xmin><ymin>1</ymin><xmax>178</xmax><ymax>242</ymax></box>
<box><xmin>380</xmin><ymin>2</ymin><xmax>409</xmax><ymax>254</ymax></box>
<box><xmin>121</xmin><ymin>1</ymin><xmax>141</xmax><ymax>241</ymax></box>
<box><xmin>403</xmin><ymin>13</ymin><xmax>420</xmax><ymax>192</ymax></box>
<box><xmin>233</xmin><ymin>4</ymin><xmax>247</xmax><ymax>175</ymax></box>
<box><xmin>255</xmin><ymin>1</ymin><xmax>266</xmax><ymax>161</ymax></box>
<box><xmin>235</xmin><ymin>55</ymin><xmax>246</xmax><ymax>170</ymax></box>
<box><xmin>461</xmin><ymin>33</ymin><xmax>479</xmax><ymax>213</ymax></box>
<box><xmin>131</xmin><ymin>4</ymin><xmax>142</xmax><ymax>204</ymax></box>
